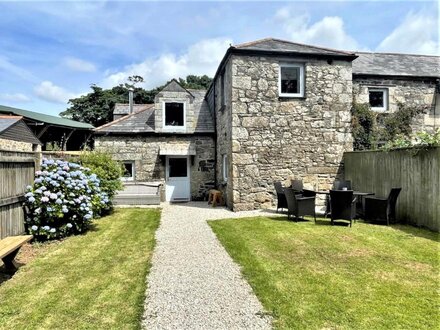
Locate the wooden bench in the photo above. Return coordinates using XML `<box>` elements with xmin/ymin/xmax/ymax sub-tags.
<box><xmin>0</xmin><ymin>235</ymin><xmax>33</xmax><ymax>273</ymax></box>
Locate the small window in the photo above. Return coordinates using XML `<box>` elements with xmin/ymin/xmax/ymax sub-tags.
<box><xmin>369</xmin><ymin>88</ymin><xmax>388</xmax><ymax>111</ymax></box>
<box><xmin>164</xmin><ymin>102</ymin><xmax>185</xmax><ymax>128</ymax></box>
<box><xmin>122</xmin><ymin>161</ymin><xmax>135</xmax><ymax>181</ymax></box>
<box><xmin>279</xmin><ymin>63</ymin><xmax>305</xmax><ymax>97</ymax></box>
<box><xmin>222</xmin><ymin>154</ymin><xmax>228</xmax><ymax>182</ymax></box>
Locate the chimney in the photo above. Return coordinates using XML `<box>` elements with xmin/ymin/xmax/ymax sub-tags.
<box><xmin>128</xmin><ymin>87</ymin><xmax>134</xmax><ymax>114</ymax></box>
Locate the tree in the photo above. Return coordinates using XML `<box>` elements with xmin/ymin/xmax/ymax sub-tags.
<box><xmin>178</xmin><ymin>75</ymin><xmax>212</xmax><ymax>89</ymax></box>
<box><xmin>60</xmin><ymin>75</ymin><xmax>213</xmax><ymax>127</ymax></box>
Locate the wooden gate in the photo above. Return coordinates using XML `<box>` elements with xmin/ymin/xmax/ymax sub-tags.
<box><xmin>0</xmin><ymin>150</ymin><xmax>38</xmax><ymax>239</ymax></box>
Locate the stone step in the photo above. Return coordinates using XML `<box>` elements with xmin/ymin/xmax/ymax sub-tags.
<box><xmin>114</xmin><ymin>194</ymin><xmax>160</xmax><ymax>206</ymax></box>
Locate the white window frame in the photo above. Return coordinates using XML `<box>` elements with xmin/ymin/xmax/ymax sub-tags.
<box><xmin>163</xmin><ymin>101</ymin><xmax>186</xmax><ymax>131</ymax></box>
<box><xmin>279</xmin><ymin>63</ymin><xmax>305</xmax><ymax>98</ymax></box>
<box><xmin>222</xmin><ymin>154</ymin><xmax>228</xmax><ymax>182</ymax></box>
<box><xmin>368</xmin><ymin>88</ymin><xmax>389</xmax><ymax>112</ymax></box>
<box><xmin>121</xmin><ymin>161</ymin><xmax>135</xmax><ymax>181</ymax></box>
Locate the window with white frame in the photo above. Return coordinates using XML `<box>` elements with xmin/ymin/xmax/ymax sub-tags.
<box><xmin>122</xmin><ymin>161</ymin><xmax>135</xmax><ymax>181</ymax></box>
<box><xmin>222</xmin><ymin>154</ymin><xmax>228</xmax><ymax>182</ymax></box>
<box><xmin>279</xmin><ymin>63</ymin><xmax>305</xmax><ymax>97</ymax></box>
<box><xmin>163</xmin><ymin>102</ymin><xmax>185</xmax><ymax>128</ymax></box>
<box><xmin>368</xmin><ymin>88</ymin><xmax>388</xmax><ymax>111</ymax></box>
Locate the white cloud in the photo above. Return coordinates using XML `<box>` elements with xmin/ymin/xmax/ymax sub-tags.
<box><xmin>0</xmin><ymin>56</ymin><xmax>38</xmax><ymax>82</ymax></box>
<box><xmin>34</xmin><ymin>81</ymin><xmax>77</xmax><ymax>104</ymax></box>
<box><xmin>377</xmin><ymin>11</ymin><xmax>439</xmax><ymax>55</ymax></box>
<box><xmin>64</xmin><ymin>57</ymin><xmax>96</xmax><ymax>72</ymax></box>
<box><xmin>102</xmin><ymin>37</ymin><xmax>232</xmax><ymax>89</ymax></box>
<box><xmin>0</xmin><ymin>93</ymin><xmax>31</xmax><ymax>103</ymax></box>
<box><xmin>274</xmin><ymin>7</ymin><xmax>361</xmax><ymax>51</ymax></box>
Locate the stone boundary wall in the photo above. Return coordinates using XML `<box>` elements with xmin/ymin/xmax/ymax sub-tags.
<box><xmin>0</xmin><ymin>138</ymin><xmax>38</xmax><ymax>152</ymax></box>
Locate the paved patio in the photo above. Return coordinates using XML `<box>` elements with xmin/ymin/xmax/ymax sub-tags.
<box><xmin>142</xmin><ymin>202</ymin><xmax>277</xmax><ymax>329</ymax></box>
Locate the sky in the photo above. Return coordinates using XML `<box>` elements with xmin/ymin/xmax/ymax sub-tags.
<box><xmin>0</xmin><ymin>0</ymin><xmax>438</xmax><ymax>117</ymax></box>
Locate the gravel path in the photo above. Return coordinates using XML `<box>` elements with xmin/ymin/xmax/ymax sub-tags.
<box><xmin>141</xmin><ymin>202</ymin><xmax>278</xmax><ymax>329</ymax></box>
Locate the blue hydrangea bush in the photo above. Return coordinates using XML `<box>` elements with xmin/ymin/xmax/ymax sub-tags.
<box><xmin>24</xmin><ymin>158</ymin><xmax>110</xmax><ymax>240</ymax></box>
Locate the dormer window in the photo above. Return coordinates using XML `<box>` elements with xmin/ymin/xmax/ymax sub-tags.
<box><xmin>164</xmin><ymin>102</ymin><xmax>186</xmax><ymax>129</ymax></box>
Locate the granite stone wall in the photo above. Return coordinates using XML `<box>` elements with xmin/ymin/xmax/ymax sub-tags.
<box><xmin>95</xmin><ymin>135</ymin><xmax>215</xmax><ymax>200</ymax></box>
<box><xmin>0</xmin><ymin>138</ymin><xmax>40</xmax><ymax>152</ymax></box>
<box><xmin>214</xmin><ymin>60</ymin><xmax>234</xmax><ymax>207</ymax></box>
<box><xmin>353</xmin><ymin>77</ymin><xmax>439</xmax><ymax>133</ymax></box>
<box><xmin>228</xmin><ymin>55</ymin><xmax>353</xmax><ymax>211</ymax></box>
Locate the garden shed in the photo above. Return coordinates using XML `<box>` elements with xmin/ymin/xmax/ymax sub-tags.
<box><xmin>0</xmin><ymin>116</ymin><xmax>41</xmax><ymax>152</ymax></box>
<box><xmin>0</xmin><ymin>105</ymin><xmax>94</xmax><ymax>151</ymax></box>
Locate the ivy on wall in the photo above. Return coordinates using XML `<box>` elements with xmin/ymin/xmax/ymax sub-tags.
<box><xmin>351</xmin><ymin>102</ymin><xmax>430</xmax><ymax>150</ymax></box>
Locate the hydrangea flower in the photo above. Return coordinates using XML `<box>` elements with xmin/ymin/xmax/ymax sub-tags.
<box><xmin>26</xmin><ymin>157</ymin><xmax>112</xmax><ymax>241</ymax></box>
<box><xmin>31</xmin><ymin>225</ymin><xmax>38</xmax><ymax>231</ymax></box>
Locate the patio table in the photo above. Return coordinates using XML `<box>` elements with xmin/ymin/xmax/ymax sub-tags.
<box><xmin>315</xmin><ymin>190</ymin><xmax>375</xmax><ymax>218</ymax></box>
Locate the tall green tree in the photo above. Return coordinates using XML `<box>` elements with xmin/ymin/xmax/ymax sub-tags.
<box><xmin>60</xmin><ymin>75</ymin><xmax>212</xmax><ymax>127</ymax></box>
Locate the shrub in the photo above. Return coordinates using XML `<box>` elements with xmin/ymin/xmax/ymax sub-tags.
<box><xmin>351</xmin><ymin>102</ymin><xmax>429</xmax><ymax>150</ymax></box>
<box><xmin>379</xmin><ymin>102</ymin><xmax>427</xmax><ymax>141</ymax></box>
<box><xmin>24</xmin><ymin>158</ymin><xmax>110</xmax><ymax>240</ymax></box>
<box><xmin>381</xmin><ymin>129</ymin><xmax>440</xmax><ymax>151</ymax></box>
<box><xmin>79</xmin><ymin>151</ymin><xmax>124</xmax><ymax>200</ymax></box>
<box><xmin>351</xmin><ymin>103</ymin><xmax>377</xmax><ymax>150</ymax></box>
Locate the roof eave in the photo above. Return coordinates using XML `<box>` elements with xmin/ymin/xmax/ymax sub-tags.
<box><xmin>94</xmin><ymin>131</ymin><xmax>215</xmax><ymax>136</ymax></box>
<box><xmin>229</xmin><ymin>48</ymin><xmax>358</xmax><ymax>61</ymax></box>
<box><xmin>353</xmin><ymin>73</ymin><xmax>440</xmax><ymax>80</ymax></box>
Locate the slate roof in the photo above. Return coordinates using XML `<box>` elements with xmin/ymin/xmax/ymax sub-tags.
<box><xmin>187</xmin><ymin>89</ymin><xmax>215</xmax><ymax>132</ymax></box>
<box><xmin>113</xmin><ymin>103</ymin><xmax>153</xmax><ymax>115</ymax></box>
<box><xmin>232</xmin><ymin>38</ymin><xmax>357</xmax><ymax>57</ymax></box>
<box><xmin>0</xmin><ymin>116</ymin><xmax>20</xmax><ymax>133</ymax></box>
<box><xmin>159</xmin><ymin>79</ymin><xmax>195</xmax><ymax>96</ymax></box>
<box><xmin>353</xmin><ymin>52</ymin><xmax>440</xmax><ymax>78</ymax></box>
<box><xmin>0</xmin><ymin>105</ymin><xmax>94</xmax><ymax>129</ymax></box>
<box><xmin>95</xmin><ymin>104</ymin><xmax>155</xmax><ymax>133</ymax></box>
<box><xmin>95</xmin><ymin>87</ymin><xmax>214</xmax><ymax>134</ymax></box>
<box><xmin>0</xmin><ymin>116</ymin><xmax>42</xmax><ymax>145</ymax></box>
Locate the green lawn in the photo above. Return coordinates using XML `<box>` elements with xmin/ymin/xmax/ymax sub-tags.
<box><xmin>0</xmin><ymin>208</ymin><xmax>160</xmax><ymax>330</ymax></box>
<box><xmin>209</xmin><ymin>217</ymin><xmax>439</xmax><ymax>330</ymax></box>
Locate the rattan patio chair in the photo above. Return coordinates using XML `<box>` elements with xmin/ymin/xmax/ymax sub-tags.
<box><xmin>291</xmin><ymin>179</ymin><xmax>304</xmax><ymax>193</ymax></box>
<box><xmin>274</xmin><ymin>181</ymin><xmax>288</xmax><ymax>213</ymax></box>
<box><xmin>330</xmin><ymin>190</ymin><xmax>357</xmax><ymax>227</ymax></box>
<box><xmin>284</xmin><ymin>187</ymin><xmax>316</xmax><ymax>222</ymax></box>
<box><xmin>364</xmin><ymin>188</ymin><xmax>402</xmax><ymax>225</ymax></box>
<box><xmin>333</xmin><ymin>180</ymin><xmax>352</xmax><ymax>190</ymax></box>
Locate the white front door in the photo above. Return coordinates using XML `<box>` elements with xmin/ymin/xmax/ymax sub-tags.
<box><xmin>165</xmin><ymin>156</ymin><xmax>190</xmax><ymax>202</ymax></box>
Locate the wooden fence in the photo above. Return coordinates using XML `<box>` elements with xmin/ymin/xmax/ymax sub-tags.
<box><xmin>344</xmin><ymin>147</ymin><xmax>440</xmax><ymax>231</ymax></box>
<box><xmin>0</xmin><ymin>150</ymin><xmax>39</xmax><ymax>239</ymax></box>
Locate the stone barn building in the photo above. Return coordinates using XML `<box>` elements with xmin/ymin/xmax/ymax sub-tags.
<box><xmin>94</xmin><ymin>38</ymin><xmax>439</xmax><ymax>210</ymax></box>
<box><xmin>94</xmin><ymin>80</ymin><xmax>216</xmax><ymax>202</ymax></box>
